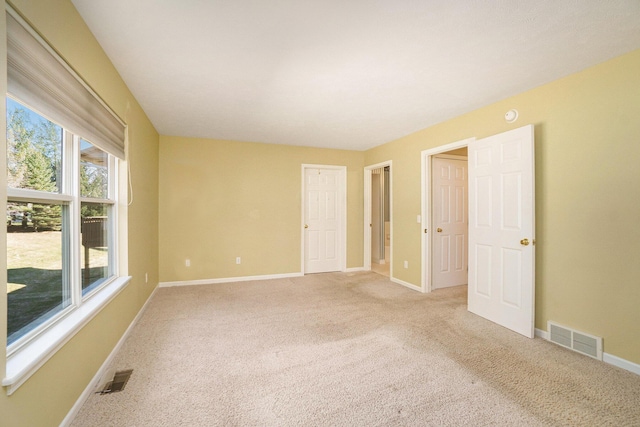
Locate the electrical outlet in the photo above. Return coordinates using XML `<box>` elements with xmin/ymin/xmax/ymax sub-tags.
<box><xmin>404</xmin><ymin>260</ymin><xmax>408</xmax><ymax>269</ymax></box>
<box><xmin>185</xmin><ymin>259</ymin><xmax>191</xmax><ymax>267</ymax></box>
<box><xmin>145</xmin><ymin>273</ymin><xmax>148</xmax><ymax>283</ymax></box>
<box><xmin>236</xmin><ymin>257</ymin><xmax>241</xmax><ymax>264</ymax></box>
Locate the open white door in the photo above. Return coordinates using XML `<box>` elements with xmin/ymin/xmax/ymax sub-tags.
<box><xmin>468</xmin><ymin>125</ymin><xmax>535</xmax><ymax>337</ymax></box>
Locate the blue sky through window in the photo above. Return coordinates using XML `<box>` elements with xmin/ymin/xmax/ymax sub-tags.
<box><xmin>7</xmin><ymin>97</ymin><xmax>52</xmax><ymax>127</ymax></box>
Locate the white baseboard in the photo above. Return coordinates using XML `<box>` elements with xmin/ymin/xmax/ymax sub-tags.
<box><xmin>160</xmin><ymin>269</ymin><xmax>383</xmax><ymax>287</ymax></box>
<box><xmin>535</xmin><ymin>328</ymin><xmax>549</xmax><ymax>340</ymax></box>
<box><xmin>535</xmin><ymin>328</ymin><xmax>639</xmax><ymax>376</ymax></box>
<box><xmin>60</xmin><ymin>284</ymin><xmax>159</xmax><ymax>427</ymax></box>
<box><xmin>391</xmin><ymin>277</ymin><xmax>422</xmax><ymax>292</ymax></box>
<box><xmin>159</xmin><ymin>272</ymin><xmax>303</xmax><ymax>288</ymax></box>
<box><xmin>603</xmin><ymin>353</ymin><xmax>640</xmax><ymax>376</ymax></box>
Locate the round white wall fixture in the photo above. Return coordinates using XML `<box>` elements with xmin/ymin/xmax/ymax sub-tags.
<box><xmin>505</xmin><ymin>109</ymin><xmax>519</xmax><ymax>123</ymax></box>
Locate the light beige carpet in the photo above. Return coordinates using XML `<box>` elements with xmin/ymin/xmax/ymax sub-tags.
<box><xmin>71</xmin><ymin>272</ymin><xmax>640</xmax><ymax>426</ymax></box>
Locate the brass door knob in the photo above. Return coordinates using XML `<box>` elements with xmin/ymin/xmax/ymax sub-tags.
<box><xmin>304</xmin><ymin>224</ymin><xmax>308</xmax><ymax>229</ymax></box>
<box><xmin>437</xmin><ymin>228</ymin><xmax>443</xmax><ymax>233</ymax></box>
<box><xmin>520</xmin><ymin>238</ymin><xmax>529</xmax><ymax>246</ymax></box>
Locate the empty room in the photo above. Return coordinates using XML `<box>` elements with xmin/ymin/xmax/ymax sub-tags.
<box><xmin>1</xmin><ymin>0</ymin><xmax>640</xmax><ymax>425</ymax></box>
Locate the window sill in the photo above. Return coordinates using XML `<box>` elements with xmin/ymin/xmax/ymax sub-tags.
<box><xmin>3</xmin><ymin>275</ymin><xmax>132</xmax><ymax>395</ymax></box>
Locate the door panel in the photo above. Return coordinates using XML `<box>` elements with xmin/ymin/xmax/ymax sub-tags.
<box><xmin>326</xmin><ymin>191</ymin><xmax>337</xmax><ymax>220</ymax></box>
<box><xmin>468</xmin><ymin>124</ymin><xmax>535</xmax><ymax>338</ymax></box>
<box><xmin>502</xmin><ymin>248</ymin><xmax>522</xmax><ymax>307</ymax></box>
<box><xmin>432</xmin><ymin>157</ymin><xmax>468</xmax><ymax>289</ymax></box>
<box><xmin>474</xmin><ymin>244</ymin><xmax>492</xmax><ymax>296</ymax></box>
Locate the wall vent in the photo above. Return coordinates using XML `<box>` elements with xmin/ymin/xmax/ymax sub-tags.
<box><xmin>548</xmin><ymin>321</ymin><xmax>602</xmax><ymax>360</ymax></box>
<box><xmin>97</xmin><ymin>369</ymin><xmax>133</xmax><ymax>394</ymax></box>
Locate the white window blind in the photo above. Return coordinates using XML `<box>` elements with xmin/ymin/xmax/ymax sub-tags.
<box><xmin>6</xmin><ymin>10</ymin><xmax>125</xmax><ymax>159</ymax></box>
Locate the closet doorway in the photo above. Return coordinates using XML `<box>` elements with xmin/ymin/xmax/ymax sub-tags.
<box><xmin>364</xmin><ymin>161</ymin><xmax>392</xmax><ymax>277</ymax></box>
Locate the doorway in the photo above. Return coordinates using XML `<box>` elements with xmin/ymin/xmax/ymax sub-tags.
<box><xmin>371</xmin><ymin>166</ymin><xmax>390</xmax><ymax>276</ymax></box>
<box><xmin>431</xmin><ymin>154</ymin><xmax>468</xmax><ymax>289</ymax></box>
<box><xmin>364</xmin><ymin>161</ymin><xmax>392</xmax><ymax>277</ymax></box>
<box><xmin>422</xmin><ymin>139</ymin><xmax>473</xmax><ymax>293</ymax></box>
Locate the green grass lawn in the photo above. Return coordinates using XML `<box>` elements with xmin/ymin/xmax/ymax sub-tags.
<box><xmin>7</xmin><ymin>228</ymin><xmax>108</xmax><ymax>342</ymax></box>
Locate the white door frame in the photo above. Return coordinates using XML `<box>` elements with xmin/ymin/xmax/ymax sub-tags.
<box><xmin>364</xmin><ymin>161</ymin><xmax>392</xmax><ymax>274</ymax></box>
<box><xmin>301</xmin><ymin>164</ymin><xmax>347</xmax><ymax>274</ymax></box>
<box><xmin>421</xmin><ymin>138</ymin><xmax>474</xmax><ymax>293</ymax></box>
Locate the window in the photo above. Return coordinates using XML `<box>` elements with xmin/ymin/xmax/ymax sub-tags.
<box><xmin>4</xmin><ymin>8</ymin><xmax>129</xmax><ymax>394</ymax></box>
<box><xmin>6</xmin><ymin>99</ymin><xmax>117</xmax><ymax>346</ymax></box>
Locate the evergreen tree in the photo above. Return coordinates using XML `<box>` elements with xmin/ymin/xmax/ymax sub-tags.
<box><xmin>6</xmin><ymin>105</ymin><xmax>63</xmax><ymax>231</ymax></box>
<box><xmin>24</xmin><ymin>148</ymin><xmax>60</xmax><ymax>231</ymax></box>
<box><xmin>24</xmin><ymin>147</ymin><xmax>56</xmax><ymax>192</ymax></box>
<box><xmin>31</xmin><ymin>203</ymin><xmax>62</xmax><ymax>232</ymax></box>
<box><xmin>35</xmin><ymin>120</ymin><xmax>63</xmax><ymax>189</ymax></box>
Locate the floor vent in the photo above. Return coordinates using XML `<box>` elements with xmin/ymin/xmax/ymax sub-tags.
<box><xmin>97</xmin><ymin>369</ymin><xmax>133</xmax><ymax>394</ymax></box>
<box><xmin>548</xmin><ymin>321</ymin><xmax>602</xmax><ymax>360</ymax></box>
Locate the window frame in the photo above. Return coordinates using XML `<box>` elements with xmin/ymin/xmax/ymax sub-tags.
<box><xmin>4</xmin><ymin>102</ymin><xmax>129</xmax><ymax>395</ymax></box>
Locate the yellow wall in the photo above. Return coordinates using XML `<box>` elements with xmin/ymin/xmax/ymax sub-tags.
<box><xmin>159</xmin><ymin>136</ymin><xmax>364</xmax><ymax>282</ymax></box>
<box><xmin>1</xmin><ymin>1</ymin><xmax>159</xmax><ymax>425</ymax></box>
<box><xmin>365</xmin><ymin>49</ymin><xmax>640</xmax><ymax>364</ymax></box>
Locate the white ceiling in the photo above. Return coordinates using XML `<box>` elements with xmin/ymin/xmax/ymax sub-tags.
<box><xmin>70</xmin><ymin>0</ymin><xmax>640</xmax><ymax>151</ymax></box>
